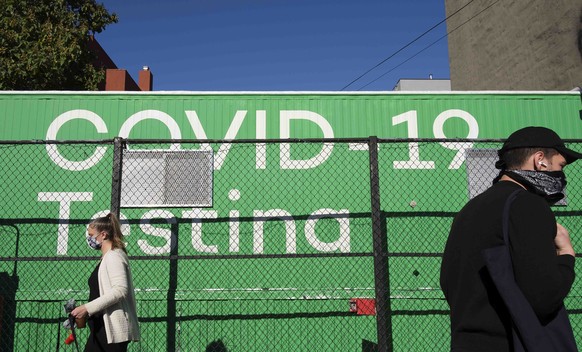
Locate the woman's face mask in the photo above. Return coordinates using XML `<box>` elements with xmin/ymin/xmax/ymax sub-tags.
<box><xmin>87</xmin><ymin>229</ymin><xmax>102</xmax><ymax>250</ymax></box>
<box><xmin>87</xmin><ymin>235</ymin><xmax>101</xmax><ymax>250</ymax></box>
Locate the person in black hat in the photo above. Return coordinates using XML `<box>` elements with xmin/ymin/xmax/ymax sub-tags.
<box><xmin>440</xmin><ymin>126</ymin><xmax>580</xmax><ymax>351</ymax></box>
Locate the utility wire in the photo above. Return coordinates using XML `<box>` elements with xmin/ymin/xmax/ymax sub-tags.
<box><xmin>357</xmin><ymin>38</ymin><xmax>447</xmax><ymax>91</ymax></box>
<box><xmin>340</xmin><ymin>0</ymin><xmax>478</xmax><ymax>91</ymax></box>
<box><xmin>355</xmin><ymin>0</ymin><xmax>501</xmax><ymax>91</ymax></box>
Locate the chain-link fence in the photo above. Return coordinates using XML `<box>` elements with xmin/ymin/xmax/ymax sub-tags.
<box><xmin>0</xmin><ymin>138</ymin><xmax>581</xmax><ymax>351</ymax></box>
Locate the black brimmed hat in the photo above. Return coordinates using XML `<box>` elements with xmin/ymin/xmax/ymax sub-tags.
<box><xmin>496</xmin><ymin>126</ymin><xmax>582</xmax><ymax>169</ymax></box>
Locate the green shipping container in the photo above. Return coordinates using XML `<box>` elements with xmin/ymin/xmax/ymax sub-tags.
<box><xmin>0</xmin><ymin>91</ymin><xmax>581</xmax><ymax>351</ymax></box>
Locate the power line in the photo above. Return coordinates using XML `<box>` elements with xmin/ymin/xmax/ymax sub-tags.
<box><xmin>357</xmin><ymin>38</ymin><xmax>447</xmax><ymax>91</ymax></box>
<box><xmin>355</xmin><ymin>0</ymin><xmax>501</xmax><ymax>91</ymax></box>
<box><xmin>340</xmin><ymin>0</ymin><xmax>478</xmax><ymax>91</ymax></box>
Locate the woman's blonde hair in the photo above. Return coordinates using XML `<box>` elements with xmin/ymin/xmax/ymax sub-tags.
<box><xmin>90</xmin><ymin>213</ymin><xmax>126</xmax><ymax>253</ymax></box>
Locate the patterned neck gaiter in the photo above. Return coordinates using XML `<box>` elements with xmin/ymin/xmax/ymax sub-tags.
<box><xmin>503</xmin><ymin>170</ymin><xmax>567</xmax><ymax>204</ymax></box>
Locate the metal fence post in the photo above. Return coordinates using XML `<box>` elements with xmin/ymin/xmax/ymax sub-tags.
<box><xmin>369</xmin><ymin>136</ymin><xmax>392</xmax><ymax>351</ymax></box>
<box><xmin>110</xmin><ymin>137</ymin><xmax>124</xmax><ymax>217</ymax></box>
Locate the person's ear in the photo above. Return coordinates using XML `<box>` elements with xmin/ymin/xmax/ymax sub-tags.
<box><xmin>533</xmin><ymin>151</ymin><xmax>546</xmax><ymax>171</ymax></box>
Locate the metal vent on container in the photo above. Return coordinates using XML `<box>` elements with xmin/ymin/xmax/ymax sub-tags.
<box><xmin>121</xmin><ymin>149</ymin><xmax>213</xmax><ymax>208</ymax></box>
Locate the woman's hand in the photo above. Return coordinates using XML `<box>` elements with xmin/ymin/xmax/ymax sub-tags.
<box><xmin>71</xmin><ymin>305</ymin><xmax>89</xmax><ymax>320</ymax></box>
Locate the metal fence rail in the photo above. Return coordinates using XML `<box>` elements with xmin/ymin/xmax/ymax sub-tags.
<box><xmin>0</xmin><ymin>138</ymin><xmax>581</xmax><ymax>351</ymax></box>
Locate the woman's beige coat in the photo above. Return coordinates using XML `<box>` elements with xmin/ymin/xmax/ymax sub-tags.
<box><xmin>85</xmin><ymin>248</ymin><xmax>140</xmax><ymax>344</ymax></box>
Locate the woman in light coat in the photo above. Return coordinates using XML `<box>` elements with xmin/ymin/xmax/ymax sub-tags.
<box><xmin>72</xmin><ymin>213</ymin><xmax>140</xmax><ymax>351</ymax></box>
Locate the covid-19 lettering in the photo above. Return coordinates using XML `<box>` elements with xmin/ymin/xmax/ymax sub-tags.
<box><xmin>44</xmin><ymin>108</ymin><xmax>479</xmax><ymax>171</ymax></box>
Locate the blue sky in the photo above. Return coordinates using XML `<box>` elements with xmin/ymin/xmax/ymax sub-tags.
<box><xmin>97</xmin><ymin>0</ymin><xmax>450</xmax><ymax>91</ymax></box>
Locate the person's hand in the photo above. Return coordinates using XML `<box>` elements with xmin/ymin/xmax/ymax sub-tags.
<box><xmin>71</xmin><ymin>305</ymin><xmax>89</xmax><ymax>320</ymax></box>
<box><xmin>555</xmin><ymin>223</ymin><xmax>575</xmax><ymax>257</ymax></box>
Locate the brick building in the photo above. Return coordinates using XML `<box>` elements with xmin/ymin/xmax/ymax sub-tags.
<box><xmin>88</xmin><ymin>36</ymin><xmax>153</xmax><ymax>91</ymax></box>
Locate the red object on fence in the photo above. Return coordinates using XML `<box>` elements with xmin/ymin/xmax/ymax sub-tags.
<box><xmin>65</xmin><ymin>332</ymin><xmax>75</xmax><ymax>345</ymax></box>
<box><xmin>349</xmin><ymin>298</ymin><xmax>376</xmax><ymax>315</ymax></box>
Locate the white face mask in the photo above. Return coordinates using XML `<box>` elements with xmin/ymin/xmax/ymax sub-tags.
<box><xmin>87</xmin><ymin>234</ymin><xmax>102</xmax><ymax>250</ymax></box>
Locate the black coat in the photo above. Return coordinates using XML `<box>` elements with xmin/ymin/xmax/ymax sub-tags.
<box><xmin>440</xmin><ymin>181</ymin><xmax>575</xmax><ymax>351</ymax></box>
